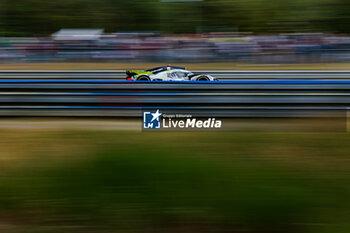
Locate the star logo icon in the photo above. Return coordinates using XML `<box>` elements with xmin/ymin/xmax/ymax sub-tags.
<box><xmin>151</xmin><ymin>109</ymin><xmax>162</xmax><ymax>122</ymax></box>
<box><xmin>143</xmin><ymin>109</ymin><xmax>162</xmax><ymax>129</ymax></box>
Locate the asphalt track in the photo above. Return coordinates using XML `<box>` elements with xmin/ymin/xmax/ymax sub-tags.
<box><xmin>0</xmin><ymin>70</ymin><xmax>349</xmax><ymax>117</ymax></box>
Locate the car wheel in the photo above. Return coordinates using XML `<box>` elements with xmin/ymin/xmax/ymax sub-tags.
<box><xmin>137</xmin><ymin>75</ymin><xmax>151</xmax><ymax>81</ymax></box>
<box><xmin>197</xmin><ymin>76</ymin><xmax>210</xmax><ymax>81</ymax></box>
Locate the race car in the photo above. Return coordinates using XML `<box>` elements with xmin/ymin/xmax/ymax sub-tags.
<box><xmin>126</xmin><ymin>66</ymin><xmax>218</xmax><ymax>81</ymax></box>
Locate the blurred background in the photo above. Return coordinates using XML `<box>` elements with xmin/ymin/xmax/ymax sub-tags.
<box><xmin>0</xmin><ymin>0</ymin><xmax>349</xmax><ymax>63</ymax></box>
<box><xmin>1</xmin><ymin>1</ymin><xmax>350</xmax><ymax>233</ymax></box>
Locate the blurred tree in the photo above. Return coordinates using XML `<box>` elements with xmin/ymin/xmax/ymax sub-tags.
<box><xmin>0</xmin><ymin>0</ymin><xmax>349</xmax><ymax>36</ymax></box>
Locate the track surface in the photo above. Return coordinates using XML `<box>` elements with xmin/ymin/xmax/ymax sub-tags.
<box><xmin>3</xmin><ymin>70</ymin><xmax>350</xmax><ymax>80</ymax></box>
<box><xmin>0</xmin><ymin>70</ymin><xmax>349</xmax><ymax>117</ymax></box>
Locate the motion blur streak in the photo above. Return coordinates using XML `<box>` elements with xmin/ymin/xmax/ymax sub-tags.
<box><xmin>2</xmin><ymin>0</ymin><xmax>350</xmax><ymax>232</ymax></box>
<box><xmin>1</xmin><ymin>32</ymin><xmax>350</xmax><ymax>63</ymax></box>
<box><xmin>1</xmin><ymin>130</ymin><xmax>350</xmax><ymax>233</ymax></box>
<box><xmin>0</xmin><ymin>72</ymin><xmax>349</xmax><ymax>117</ymax></box>
<box><xmin>4</xmin><ymin>70</ymin><xmax>350</xmax><ymax>80</ymax></box>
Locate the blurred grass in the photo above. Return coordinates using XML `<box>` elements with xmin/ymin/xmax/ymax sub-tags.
<box><xmin>1</xmin><ymin>62</ymin><xmax>350</xmax><ymax>70</ymax></box>
<box><xmin>0</xmin><ymin>130</ymin><xmax>350</xmax><ymax>233</ymax></box>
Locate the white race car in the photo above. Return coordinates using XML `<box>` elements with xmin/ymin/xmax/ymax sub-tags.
<box><xmin>126</xmin><ymin>66</ymin><xmax>218</xmax><ymax>81</ymax></box>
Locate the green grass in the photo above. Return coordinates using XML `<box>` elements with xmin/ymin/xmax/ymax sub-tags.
<box><xmin>0</xmin><ymin>130</ymin><xmax>350</xmax><ymax>233</ymax></box>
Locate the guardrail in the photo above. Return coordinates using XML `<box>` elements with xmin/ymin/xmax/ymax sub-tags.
<box><xmin>2</xmin><ymin>70</ymin><xmax>350</xmax><ymax>80</ymax></box>
<box><xmin>0</xmin><ymin>76</ymin><xmax>348</xmax><ymax>117</ymax></box>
